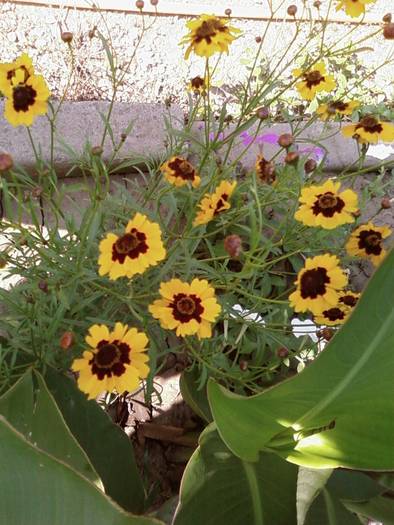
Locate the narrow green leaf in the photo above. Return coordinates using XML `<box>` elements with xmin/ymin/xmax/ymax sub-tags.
<box><xmin>209</xmin><ymin>249</ymin><xmax>394</xmax><ymax>469</ymax></box>
<box><xmin>179</xmin><ymin>369</ymin><xmax>212</xmax><ymax>423</ymax></box>
<box><xmin>0</xmin><ymin>416</ymin><xmax>162</xmax><ymax>525</ymax></box>
<box><xmin>45</xmin><ymin>368</ymin><xmax>145</xmax><ymax>514</ymax></box>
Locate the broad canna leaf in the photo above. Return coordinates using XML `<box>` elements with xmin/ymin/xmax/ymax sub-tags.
<box><xmin>173</xmin><ymin>424</ymin><xmax>298</xmax><ymax>525</ymax></box>
<box><xmin>208</xmin><ymin>249</ymin><xmax>394</xmax><ymax>469</ymax></box>
<box><xmin>0</xmin><ymin>416</ymin><xmax>162</xmax><ymax>525</ymax></box>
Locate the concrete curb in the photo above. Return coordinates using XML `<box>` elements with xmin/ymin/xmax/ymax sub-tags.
<box><xmin>0</xmin><ymin>101</ymin><xmax>393</xmax><ymax>174</ymax></box>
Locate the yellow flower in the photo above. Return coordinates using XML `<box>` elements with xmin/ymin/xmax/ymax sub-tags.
<box><xmin>4</xmin><ymin>73</ymin><xmax>50</xmax><ymax>127</ymax></box>
<box><xmin>294</xmin><ymin>179</ymin><xmax>359</xmax><ymax>230</ymax></box>
<box><xmin>346</xmin><ymin>222</ymin><xmax>392</xmax><ymax>266</ymax></box>
<box><xmin>289</xmin><ymin>254</ymin><xmax>348</xmax><ymax>315</ymax></box>
<box><xmin>193</xmin><ymin>180</ymin><xmax>236</xmax><ymax>226</ymax></box>
<box><xmin>338</xmin><ymin>290</ymin><xmax>360</xmax><ymax>309</ymax></box>
<box><xmin>180</xmin><ymin>14</ymin><xmax>241</xmax><ymax>59</ymax></box>
<box><xmin>316</xmin><ymin>100</ymin><xmax>360</xmax><ymax>121</ymax></box>
<box><xmin>0</xmin><ymin>53</ymin><xmax>34</xmax><ymax>97</ymax></box>
<box><xmin>98</xmin><ymin>213</ymin><xmax>166</xmax><ymax>280</ymax></box>
<box><xmin>342</xmin><ymin>115</ymin><xmax>394</xmax><ymax>144</ymax></box>
<box><xmin>255</xmin><ymin>155</ymin><xmax>276</xmax><ymax>184</ymax></box>
<box><xmin>188</xmin><ymin>75</ymin><xmax>207</xmax><ymax>95</ymax></box>
<box><xmin>149</xmin><ymin>278</ymin><xmax>221</xmax><ymax>338</ymax></box>
<box><xmin>335</xmin><ymin>0</ymin><xmax>376</xmax><ymax>18</ymax></box>
<box><xmin>314</xmin><ymin>305</ymin><xmax>349</xmax><ymax>326</ymax></box>
<box><xmin>292</xmin><ymin>62</ymin><xmax>336</xmax><ymax>101</ymax></box>
<box><xmin>160</xmin><ymin>156</ymin><xmax>201</xmax><ymax>188</ymax></box>
<box><xmin>72</xmin><ymin>323</ymin><xmax>149</xmax><ymax>400</ymax></box>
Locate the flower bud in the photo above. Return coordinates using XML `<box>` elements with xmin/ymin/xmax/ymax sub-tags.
<box><xmin>381</xmin><ymin>197</ymin><xmax>391</xmax><ymax>209</ymax></box>
<box><xmin>32</xmin><ymin>186</ymin><xmax>43</xmax><ymax>199</ymax></box>
<box><xmin>135</xmin><ymin>0</ymin><xmax>144</xmax><ymax>9</ymax></box>
<box><xmin>382</xmin><ymin>13</ymin><xmax>392</xmax><ymax>23</ymax></box>
<box><xmin>38</xmin><ymin>280</ymin><xmax>49</xmax><ymax>294</ymax></box>
<box><xmin>225</xmin><ymin>8</ymin><xmax>232</xmax><ymax>16</ymax></box>
<box><xmin>239</xmin><ymin>359</ymin><xmax>248</xmax><ymax>371</ymax></box>
<box><xmin>318</xmin><ymin>328</ymin><xmax>334</xmax><ymax>341</ymax></box>
<box><xmin>88</xmin><ymin>27</ymin><xmax>96</xmax><ymax>39</ymax></box>
<box><xmin>352</xmin><ymin>209</ymin><xmax>361</xmax><ymax>218</ymax></box>
<box><xmin>255</xmin><ymin>36</ymin><xmax>262</xmax><ymax>43</ymax></box>
<box><xmin>150</xmin><ymin>0</ymin><xmax>159</xmax><ymax>5</ymax></box>
<box><xmin>120</xmin><ymin>132</ymin><xmax>127</xmax><ymax>142</ymax></box>
<box><xmin>61</xmin><ymin>31</ymin><xmax>73</xmax><ymax>43</ymax></box>
<box><xmin>91</xmin><ymin>145</ymin><xmax>103</xmax><ymax>156</ymax></box>
<box><xmin>285</xmin><ymin>151</ymin><xmax>299</xmax><ymax>164</ymax></box>
<box><xmin>277</xmin><ymin>347</ymin><xmax>289</xmax><ymax>358</ymax></box>
<box><xmin>278</xmin><ymin>133</ymin><xmax>294</xmax><ymax>148</ymax></box>
<box><xmin>287</xmin><ymin>4</ymin><xmax>297</xmax><ymax>16</ymax></box>
<box><xmin>0</xmin><ymin>152</ymin><xmax>13</xmax><ymax>172</ymax></box>
<box><xmin>383</xmin><ymin>23</ymin><xmax>394</xmax><ymax>40</ymax></box>
<box><xmin>0</xmin><ymin>257</ymin><xmax>7</xmax><ymax>269</ymax></box>
<box><xmin>224</xmin><ymin>234</ymin><xmax>243</xmax><ymax>258</ymax></box>
<box><xmin>304</xmin><ymin>158</ymin><xmax>317</xmax><ymax>173</ymax></box>
<box><xmin>60</xmin><ymin>331</ymin><xmax>74</xmax><ymax>349</ymax></box>
<box><xmin>313</xmin><ymin>0</ymin><xmax>321</xmax><ymax>7</ymax></box>
<box><xmin>256</xmin><ymin>106</ymin><xmax>269</xmax><ymax>120</ymax></box>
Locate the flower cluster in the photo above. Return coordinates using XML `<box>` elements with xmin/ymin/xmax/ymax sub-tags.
<box><xmin>0</xmin><ymin>53</ymin><xmax>50</xmax><ymax>127</ymax></box>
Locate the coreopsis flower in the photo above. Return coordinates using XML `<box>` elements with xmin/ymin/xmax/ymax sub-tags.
<box><xmin>255</xmin><ymin>155</ymin><xmax>276</xmax><ymax>184</ymax></box>
<box><xmin>346</xmin><ymin>222</ymin><xmax>392</xmax><ymax>266</ymax></box>
<box><xmin>314</xmin><ymin>305</ymin><xmax>349</xmax><ymax>326</ymax></box>
<box><xmin>72</xmin><ymin>323</ymin><xmax>149</xmax><ymax>400</ymax></box>
<box><xmin>149</xmin><ymin>278</ymin><xmax>221</xmax><ymax>338</ymax></box>
<box><xmin>338</xmin><ymin>290</ymin><xmax>360</xmax><ymax>308</ymax></box>
<box><xmin>316</xmin><ymin>100</ymin><xmax>360</xmax><ymax>121</ymax></box>
<box><xmin>0</xmin><ymin>53</ymin><xmax>34</xmax><ymax>96</ymax></box>
<box><xmin>160</xmin><ymin>156</ymin><xmax>201</xmax><ymax>188</ymax></box>
<box><xmin>188</xmin><ymin>75</ymin><xmax>206</xmax><ymax>94</ymax></box>
<box><xmin>335</xmin><ymin>0</ymin><xmax>376</xmax><ymax>18</ymax></box>
<box><xmin>294</xmin><ymin>179</ymin><xmax>359</xmax><ymax>230</ymax></box>
<box><xmin>4</xmin><ymin>73</ymin><xmax>50</xmax><ymax>127</ymax></box>
<box><xmin>292</xmin><ymin>62</ymin><xmax>336</xmax><ymax>101</ymax></box>
<box><xmin>342</xmin><ymin>115</ymin><xmax>394</xmax><ymax>144</ymax></box>
<box><xmin>180</xmin><ymin>14</ymin><xmax>241</xmax><ymax>59</ymax></box>
<box><xmin>193</xmin><ymin>180</ymin><xmax>237</xmax><ymax>226</ymax></box>
<box><xmin>289</xmin><ymin>254</ymin><xmax>348</xmax><ymax>314</ymax></box>
<box><xmin>98</xmin><ymin>213</ymin><xmax>166</xmax><ymax>280</ymax></box>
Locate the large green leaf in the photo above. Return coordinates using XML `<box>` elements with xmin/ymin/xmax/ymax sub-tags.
<box><xmin>297</xmin><ymin>468</ymin><xmax>333</xmax><ymax>525</ymax></box>
<box><xmin>0</xmin><ymin>416</ymin><xmax>162</xmax><ymax>525</ymax></box>
<box><xmin>44</xmin><ymin>368</ymin><xmax>145</xmax><ymax>513</ymax></box>
<box><xmin>0</xmin><ymin>370</ymin><xmax>99</xmax><ymax>483</ymax></box>
<box><xmin>343</xmin><ymin>495</ymin><xmax>394</xmax><ymax>524</ymax></box>
<box><xmin>173</xmin><ymin>425</ymin><xmax>298</xmax><ymax>525</ymax></box>
<box><xmin>208</xmin><ymin>249</ymin><xmax>394</xmax><ymax>469</ymax></box>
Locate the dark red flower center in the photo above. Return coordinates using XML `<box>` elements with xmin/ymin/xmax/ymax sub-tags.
<box><xmin>312</xmin><ymin>191</ymin><xmax>345</xmax><ymax>217</ymax></box>
<box><xmin>256</xmin><ymin>157</ymin><xmax>276</xmax><ymax>183</ymax></box>
<box><xmin>357</xmin><ymin>116</ymin><xmax>383</xmax><ymax>134</ymax></box>
<box><xmin>12</xmin><ymin>85</ymin><xmax>37</xmax><ymax>112</ymax></box>
<box><xmin>328</xmin><ymin>101</ymin><xmax>348</xmax><ymax>113</ymax></box>
<box><xmin>358</xmin><ymin>229</ymin><xmax>383</xmax><ymax>255</ymax></box>
<box><xmin>339</xmin><ymin>294</ymin><xmax>358</xmax><ymax>307</ymax></box>
<box><xmin>168</xmin><ymin>157</ymin><xmax>197</xmax><ymax>181</ymax></box>
<box><xmin>90</xmin><ymin>339</ymin><xmax>131</xmax><ymax>380</ymax></box>
<box><xmin>190</xmin><ymin>76</ymin><xmax>205</xmax><ymax>90</ymax></box>
<box><xmin>194</xmin><ymin>19</ymin><xmax>227</xmax><ymax>44</ymax></box>
<box><xmin>171</xmin><ymin>293</ymin><xmax>204</xmax><ymax>323</ymax></box>
<box><xmin>214</xmin><ymin>193</ymin><xmax>229</xmax><ymax>215</ymax></box>
<box><xmin>305</xmin><ymin>70</ymin><xmax>324</xmax><ymax>88</ymax></box>
<box><xmin>300</xmin><ymin>267</ymin><xmax>330</xmax><ymax>299</ymax></box>
<box><xmin>322</xmin><ymin>307</ymin><xmax>346</xmax><ymax>321</ymax></box>
<box><xmin>112</xmin><ymin>229</ymin><xmax>148</xmax><ymax>263</ymax></box>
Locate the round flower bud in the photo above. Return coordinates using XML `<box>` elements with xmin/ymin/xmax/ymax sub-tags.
<box><xmin>381</xmin><ymin>197</ymin><xmax>391</xmax><ymax>209</ymax></box>
<box><xmin>239</xmin><ymin>359</ymin><xmax>248</xmax><ymax>371</ymax></box>
<box><xmin>61</xmin><ymin>31</ymin><xmax>73</xmax><ymax>43</ymax></box>
<box><xmin>352</xmin><ymin>209</ymin><xmax>361</xmax><ymax>218</ymax></box>
<box><xmin>32</xmin><ymin>186</ymin><xmax>43</xmax><ymax>199</ymax></box>
<box><xmin>224</xmin><ymin>234</ymin><xmax>243</xmax><ymax>258</ymax></box>
<box><xmin>150</xmin><ymin>0</ymin><xmax>159</xmax><ymax>5</ymax></box>
<box><xmin>382</xmin><ymin>13</ymin><xmax>392</xmax><ymax>23</ymax></box>
<box><xmin>285</xmin><ymin>151</ymin><xmax>299</xmax><ymax>164</ymax></box>
<box><xmin>91</xmin><ymin>145</ymin><xmax>103</xmax><ymax>156</ymax></box>
<box><xmin>135</xmin><ymin>0</ymin><xmax>144</xmax><ymax>9</ymax></box>
<box><xmin>313</xmin><ymin>0</ymin><xmax>321</xmax><ymax>7</ymax></box>
<box><xmin>60</xmin><ymin>331</ymin><xmax>74</xmax><ymax>349</ymax></box>
<box><xmin>0</xmin><ymin>152</ymin><xmax>13</xmax><ymax>172</ymax></box>
<box><xmin>318</xmin><ymin>328</ymin><xmax>334</xmax><ymax>341</ymax></box>
<box><xmin>255</xmin><ymin>36</ymin><xmax>262</xmax><ymax>43</ymax></box>
<box><xmin>38</xmin><ymin>280</ymin><xmax>49</xmax><ymax>294</ymax></box>
<box><xmin>256</xmin><ymin>106</ymin><xmax>269</xmax><ymax>119</ymax></box>
<box><xmin>383</xmin><ymin>23</ymin><xmax>394</xmax><ymax>40</ymax></box>
<box><xmin>287</xmin><ymin>4</ymin><xmax>297</xmax><ymax>16</ymax></box>
<box><xmin>278</xmin><ymin>133</ymin><xmax>294</xmax><ymax>148</ymax></box>
<box><xmin>277</xmin><ymin>347</ymin><xmax>289</xmax><ymax>359</ymax></box>
<box><xmin>225</xmin><ymin>8</ymin><xmax>232</xmax><ymax>16</ymax></box>
<box><xmin>304</xmin><ymin>158</ymin><xmax>317</xmax><ymax>173</ymax></box>
<box><xmin>88</xmin><ymin>28</ymin><xmax>96</xmax><ymax>39</ymax></box>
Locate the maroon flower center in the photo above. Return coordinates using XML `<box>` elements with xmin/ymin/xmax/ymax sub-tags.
<box><xmin>90</xmin><ymin>339</ymin><xmax>131</xmax><ymax>380</ymax></box>
<box><xmin>339</xmin><ymin>294</ymin><xmax>358</xmax><ymax>307</ymax></box>
<box><xmin>328</xmin><ymin>101</ymin><xmax>348</xmax><ymax>113</ymax></box>
<box><xmin>358</xmin><ymin>230</ymin><xmax>383</xmax><ymax>255</ymax></box>
<box><xmin>322</xmin><ymin>307</ymin><xmax>346</xmax><ymax>321</ymax></box>
<box><xmin>168</xmin><ymin>158</ymin><xmax>197</xmax><ymax>181</ymax></box>
<box><xmin>171</xmin><ymin>293</ymin><xmax>204</xmax><ymax>323</ymax></box>
<box><xmin>112</xmin><ymin>229</ymin><xmax>148</xmax><ymax>263</ymax></box>
<box><xmin>12</xmin><ymin>85</ymin><xmax>37</xmax><ymax>112</ymax></box>
<box><xmin>214</xmin><ymin>193</ymin><xmax>229</xmax><ymax>215</ymax></box>
<box><xmin>312</xmin><ymin>191</ymin><xmax>345</xmax><ymax>217</ymax></box>
<box><xmin>256</xmin><ymin>157</ymin><xmax>276</xmax><ymax>183</ymax></box>
<box><xmin>195</xmin><ymin>19</ymin><xmax>227</xmax><ymax>44</ymax></box>
<box><xmin>300</xmin><ymin>267</ymin><xmax>330</xmax><ymax>299</ymax></box>
<box><xmin>357</xmin><ymin>116</ymin><xmax>383</xmax><ymax>134</ymax></box>
<box><xmin>190</xmin><ymin>76</ymin><xmax>205</xmax><ymax>90</ymax></box>
<box><xmin>305</xmin><ymin>70</ymin><xmax>324</xmax><ymax>88</ymax></box>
